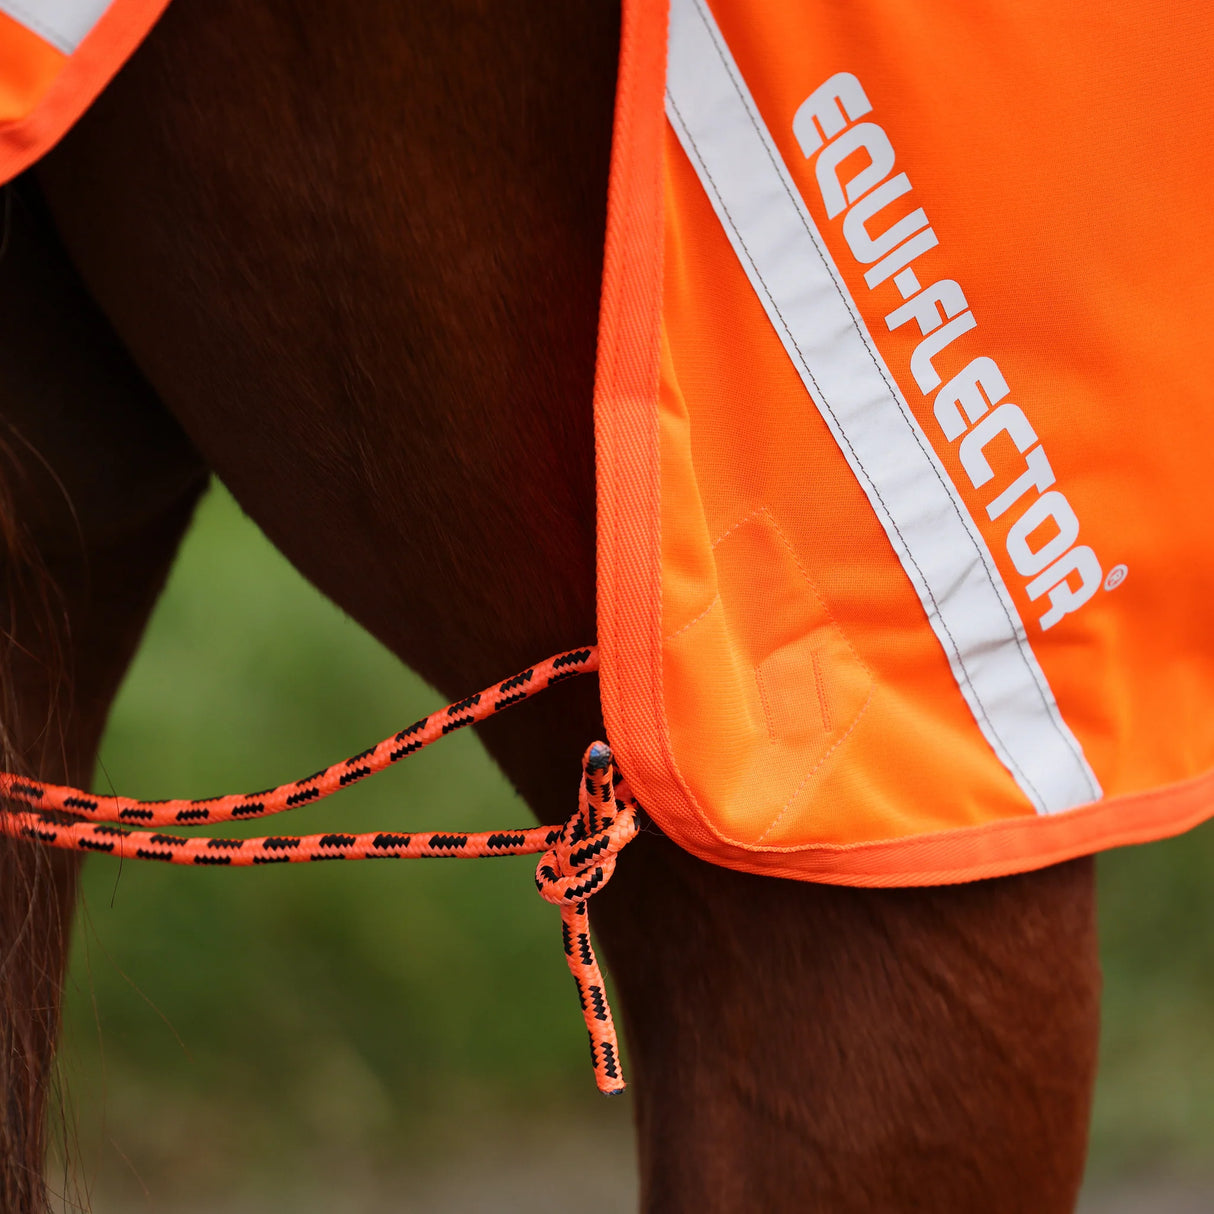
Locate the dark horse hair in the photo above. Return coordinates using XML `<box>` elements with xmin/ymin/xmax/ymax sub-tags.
<box><xmin>0</xmin><ymin>176</ymin><xmax>209</xmax><ymax>1209</ymax></box>
<box><xmin>0</xmin><ymin>432</ymin><xmax>75</xmax><ymax>1212</ymax></box>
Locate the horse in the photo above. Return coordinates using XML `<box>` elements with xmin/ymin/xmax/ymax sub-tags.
<box><xmin>0</xmin><ymin>0</ymin><xmax>1100</xmax><ymax>1209</ymax></box>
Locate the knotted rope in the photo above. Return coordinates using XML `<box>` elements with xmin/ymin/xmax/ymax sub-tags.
<box><xmin>0</xmin><ymin>646</ymin><xmax>639</xmax><ymax>1095</ymax></box>
<box><xmin>535</xmin><ymin>740</ymin><xmax>637</xmax><ymax>1090</ymax></box>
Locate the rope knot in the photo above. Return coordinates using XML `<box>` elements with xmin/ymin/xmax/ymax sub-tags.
<box><xmin>534</xmin><ymin>742</ymin><xmax>638</xmax><ymax>1094</ymax></box>
<box><xmin>535</xmin><ymin>742</ymin><xmax>638</xmax><ymax>908</ymax></box>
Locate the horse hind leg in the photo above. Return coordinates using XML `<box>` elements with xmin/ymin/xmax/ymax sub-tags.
<box><xmin>593</xmin><ymin>841</ymin><xmax>1100</xmax><ymax>1212</ymax></box>
<box><xmin>0</xmin><ymin>178</ymin><xmax>208</xmax><ymax>1211</ymax></box>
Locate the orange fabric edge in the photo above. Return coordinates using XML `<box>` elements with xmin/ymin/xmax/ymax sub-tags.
<box><xmin>593</xmin><ymin>0</ymin><xmax>670</xmax><ymax>811</ymax></box>
<box><xmin>593</xmin><ymin>0</ymin><xmax>1214</xmax><ymax>887</ymax></box>
<box><xmin>0</xmin><ymin>0</ymin><xmax>171</xmax><ymax>183</ymax></box>
<box><xmin>651</xmin><ymin>766</ymin><xmax>1214</xmax><ymax>888</ymax></box>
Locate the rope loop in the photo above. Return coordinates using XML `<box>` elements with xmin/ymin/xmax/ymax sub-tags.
<box><xmin>0</xmin><ymin>646</ymin><xmax>642</xmax><ymax>1095</ymax></box>
<box><xmin>535</xmin><ymin>742</ymin><xmax>639</xmax><ymax>1095</ymax></box>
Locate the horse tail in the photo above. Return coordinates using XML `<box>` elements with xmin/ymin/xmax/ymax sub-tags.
<box><xmin>0</xmin><ymin>430</ymin><xmax>79</xmax><ymax>1213</ymax></box>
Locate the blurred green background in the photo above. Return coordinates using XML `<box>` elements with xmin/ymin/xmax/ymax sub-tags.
<box><xmin>58</xmin><ymin>485</ymin><xmax>1213</xmax><ymax>1210</ymax></box>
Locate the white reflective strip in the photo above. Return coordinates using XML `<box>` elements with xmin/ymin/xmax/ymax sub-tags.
<box><xmin>0</xmin><ymin>0</ymin><xmax>112</xmax><ymax>55</ymax></box>
<box><xmin>666</xmin><ymin>0</ymin><xmax>1101</xmax><ymax>814</ymax></box>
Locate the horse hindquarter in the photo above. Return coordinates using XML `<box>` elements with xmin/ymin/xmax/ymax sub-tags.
<box><xmin>17</xmin><ymin>1</ymin><xmax>1103</xmax><ymax>1209</ymax></box>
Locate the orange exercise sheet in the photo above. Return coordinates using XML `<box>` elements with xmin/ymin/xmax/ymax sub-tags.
<box><xmin>595</xmin><ymin>0</ymin><xmax>1214</xmax><ymax>883</ymax></box>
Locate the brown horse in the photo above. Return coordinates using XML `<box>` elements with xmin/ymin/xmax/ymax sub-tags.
<box><xmin>0</xmin><ymin>1</ymin><xmax>1100</xmax><ymax>1209</ymax></box>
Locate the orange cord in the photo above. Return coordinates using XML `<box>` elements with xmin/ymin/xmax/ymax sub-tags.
<box><xmin>0</xmin><ymin>645</ymin><xmax>638</xmax><ymax>1095</ymax></box>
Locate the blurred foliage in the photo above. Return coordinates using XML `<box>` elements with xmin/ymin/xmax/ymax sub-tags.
<box><xmin>58</xmin><ymin>484</ymin><xmax>1213</xmax><ymax>1202</ymax></box>
<box><xmin>60</xmin><ymin>486</ymin><xmax>609</xmax><ymax>1201</ymax></box>
<box><xmin>1092</xmin><ymin>825</ymin><xmax>1214</xmax><ymax>1177</ymax></box>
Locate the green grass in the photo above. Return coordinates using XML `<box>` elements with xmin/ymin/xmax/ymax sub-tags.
<box><xmin>58</xmin><ymin>484</ymin><xmax>1214</xmax><ymax>1198</ymax></box>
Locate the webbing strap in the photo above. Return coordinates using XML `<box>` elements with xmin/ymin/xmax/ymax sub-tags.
<box><xmin>0</xmin><ymin>645</ymin><xmax>638</xmax><ymax>1095</ymax></box>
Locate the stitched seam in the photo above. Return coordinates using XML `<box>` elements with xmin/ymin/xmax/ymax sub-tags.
<box><xmin>713</xmin><ymin>506</ymin><xmax>874</xmax><ymax>687</ymax></box>
<box><xmin>753</xmin><ymin>508</ymin><xmax>872</xmax><ymax>836</ymax></box>
<box><xmin>664</xmin><ymin>593</ymin><xmax>719</xmax><ymax>641</ymax></box>
<box><xmin>812</xmin><ymin>650</ymin><xmax>833</xmax><ymax>733</ymax></box>
<box><xmin>754</xmin><ymin>665</ymin><xmax>777</xmax><ymax>741</ymax></box>
<box><xmin>761</xmin><ymin>508</ymin><xmax>868</xmax><ymax>673</ymax></box>
<box><xmin>706</xmin><ymin>505</ymin><xmax>876</xmax><ymax>838</ymax></box>
<box><xmin>754</xmin><ymin>687</ymin><xmax>875</xmax><ymax>844</ymax></box>
<box><xmin>710</xmin><ymin>509</ymin><xmax>766</xmax><ymax>549</ymax></box>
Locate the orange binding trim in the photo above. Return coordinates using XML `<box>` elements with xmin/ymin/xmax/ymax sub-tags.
<box><xmin>0</xmin><ymin>0</ymin><xmax>171</xmax><ymax>183</ymax></box>
<box><xmin>0</xmin><ymin>645</ymin><xmax>638</xmax><ymax>1096</ymax></box>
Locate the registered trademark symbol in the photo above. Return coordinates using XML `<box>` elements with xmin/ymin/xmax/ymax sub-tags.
<box><xmin>1104</xmin><ymin>564</ymin><xmax>1128</xmax><ymax>592</ymax></box>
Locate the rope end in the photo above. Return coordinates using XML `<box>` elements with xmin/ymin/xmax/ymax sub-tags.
<box><xmin>538</xmin><ymin>744</ymin><xmax>639</xmax><ymax>1097</ymax></box>
<box><xmin>585</xmin><ymin>741</ymin><xmax>613</xmax><ymax>772</ymax></box>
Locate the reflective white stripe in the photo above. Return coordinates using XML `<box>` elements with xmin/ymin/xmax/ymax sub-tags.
<box><xmin>665</xmin><ymin>0</ymin><xmax>1101</xmax><ymax>814</ymax></box>
<box><xmin>0</xmin><ymin>0</ymin><xmax>112</xmax><ymax>54</ymax></box>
